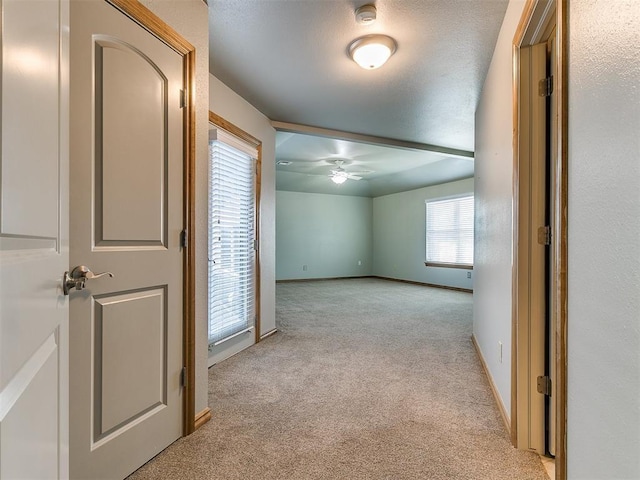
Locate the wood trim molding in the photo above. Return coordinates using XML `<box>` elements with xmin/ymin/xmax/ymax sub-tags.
<box><xmin>513</xmin><ymin>0</ymin><xmax>538</xmax><ymax>47</ymax></box>
<box><xmin>375</xmin><ymin>276</ymin><xmax>473</xmax><ymax>293</ymax></box>
<box><xmin>424</xmin><ymin>262</ymin><xmax>473</xmax><ymax>270</ymax></box>
<box><xmin>260</xmin><ymin>329</ymin><xmax>278</xmax><ymax>341</ymax></box>
<box><xmin>512</xmin><ymin>1</ymin><xmax>568</xmax><ymax>477</ymax></box>
<box><xmin>208</xmin><ymin>111</ymin><xmax>263</xmax><ymax>344</ymax></box>
<box><xmin>107</xmin><ymin>0</ymin><xmax>194</xmax><ymax>54</ymax></box>
<box><xmin>555</xmin><ymin>2</ymin><xmax>569</xmax><ymax>478</ymax></box>
<box><xmin>209</xmin><ymin>111</ymin><xmax>260</xmax><ymax>148</ymax></box>
<box><xmin>106</xmin><ymin>0</ymin><xmax>197</xmax><ymax>437</ymax></box>
<box><xmin>254</xmin><ymin>143</ymin><xmax>262</xmax><ymax>343</ymax></box>
<box><xmin>194</xmin><ymin>407</ymin><xmax>212</xmax><ymax>430</ymax></box>
<box><xmin>183</xmin><ymin>46</ymin><xmax>197</xmax><ymax>438</ymax></box>
<box><xmin>276</xmin><ymin>276</ymin><xmax>371</xmax><ymax>283</ymax></box>
<box><xmin>277</xmin><ymin>276</ymin><xmax>473</xmax><ymax>293</ymax></box>
<box><xmin>472</xmin><ymin>335</ymin><xmax>511</xmax><ymax>434</ymax></box>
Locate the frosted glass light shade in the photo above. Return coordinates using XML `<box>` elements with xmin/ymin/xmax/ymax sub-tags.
<box><xmin>349</xmin><ymin>35</ymin><xmax>397</xmax><ymax>70</ymax></box>
<box><xmin>331</xmin><ymin>175</ymin><xmax>348</xmax><ymax>184</ymax></box>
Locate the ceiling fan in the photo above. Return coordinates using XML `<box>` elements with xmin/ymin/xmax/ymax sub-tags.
<box><xmin>329</xmin><ymin>160</ymin><xmax>372</xmax><ymax>184</ymax></box>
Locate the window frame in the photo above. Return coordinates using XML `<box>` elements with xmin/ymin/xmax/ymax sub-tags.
<box><xmin>424</xmin><ymin>194</ymin><xmax>475</xmax><ymax>269</ymax></box>
<box><xmin>207</xmin><ymin>111</ymin><xmax>262</xmax><ymax>356</ymax></box>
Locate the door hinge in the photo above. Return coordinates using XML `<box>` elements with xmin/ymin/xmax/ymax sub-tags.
<box><xmin>179</xmin><ymin>89</ymin><xmax>187</xmax><ymax>108</ymax></box>
<box><xmin>253</xmin><ymin>239</ymin><xmax>258</xmax><ymax>251</ymax></box>
<box><xmin>180</xmin><ymin>229</ymin><xmax>188</xmax><ymax>248</ymax></box>
<box><xmin>180</xmin><ymin>366</ymin><xmax>187</xmax><ymax>388</ymax></box>
<box><xmin>537</xmin><ymin>225</ymin><xmax>551</xmax><ymax>246</ymax></box>
<box><xmin>537</xmin><ymin>375</ymin><xmax>552</xmax><ymax>396</ymax></box>
<box><xmin>539</xmin><ymin>76</ymin><xmax>554</xmax><ymax>97</ymax></box>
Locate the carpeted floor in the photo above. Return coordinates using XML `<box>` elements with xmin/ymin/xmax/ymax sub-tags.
<box><xmin>128</xmin><ymin>278</ymin><xmax>548</xmax><ymax>480</ymax></box>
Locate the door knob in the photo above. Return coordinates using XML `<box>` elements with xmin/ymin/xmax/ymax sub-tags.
<box><xmin>63</xmin><ymin>265</ymin><xmax>114</xmax><ymax>295</ymax></box>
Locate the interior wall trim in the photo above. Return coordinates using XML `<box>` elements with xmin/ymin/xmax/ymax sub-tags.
<box><xmin>210</xmin><ymin>111</ymin><xmax>260</xmax><ymax>147</ymax></box>
<box><xmin>276</xmin><ymin>276</ymin><xmax>473</xmax><ymax>294</ymax></box>
<box><xmin>373</xmin><ymin>276</ymin><xmax>473</xmax><ymax>293</ymax></box>
<box><xmin>194</xmin><ymin>407</ymin><xmax>211</xmax><ymax>430</ymax></box>
<box><xmin>472</xmin><ymin>334</ymin><xmax>511</xmax><ymax>434</ymax></box>
<box><xmin>106</xmin><ymin>0</ymin><xmax>197</xmax><ymax>436</ymax></box>
<box><xmin>276</xmin><ymin>276</ymin><xmax>371</xmax><ymax>283</ymax></box>
<box><xmin>259</xmin><ymin>329</ymin><xmax>278</xmax><ymax>341</ymax></box>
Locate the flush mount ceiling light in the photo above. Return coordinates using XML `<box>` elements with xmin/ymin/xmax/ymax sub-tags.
<box><xmin>348</xmin><ymin>34</ymin><xmax>397</xmax><ymax>70</ymax></box>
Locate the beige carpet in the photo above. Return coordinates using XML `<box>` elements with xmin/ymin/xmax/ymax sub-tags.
<box><xmin>129</xmin><ymin>278</ymin><xmax>548</xmax><ymax>480</ymax></box>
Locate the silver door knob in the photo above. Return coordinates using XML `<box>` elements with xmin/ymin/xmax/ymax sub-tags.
<box><xmin>63</xmin><ymin>265</ymin><xmax>114</xmax><ymax>295</ymax></box>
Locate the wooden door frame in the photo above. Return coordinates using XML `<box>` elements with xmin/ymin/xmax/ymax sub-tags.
<box><xmin>105</xmin><ymin>0</ymin><xmax>197</xmax><ymax>436</ymax></box>
<box><xmin>512</xmin><ymin>0</ymin><xmax>568</xmax><ymax>478</ymax></box>
<box><xmin>208</xmin><ymin>111</ymin><xmax>263</xmax><ymax>346</ymax></box>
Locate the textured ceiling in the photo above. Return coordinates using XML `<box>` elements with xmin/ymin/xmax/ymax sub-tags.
<box><xmin>209</xmin><ymin>0</ymin><xmax>508</xmax><ymax>196</ymax></box>
<box><xmin>275</xmin><ymin>132</ymin><xmax>474</xmax><ymax>197</ymax></box>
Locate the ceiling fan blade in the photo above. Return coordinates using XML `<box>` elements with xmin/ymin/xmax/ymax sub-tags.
<box><xmin>346</xmin><ymin>174</ymin><xmax>362</xmax><ymax>180</ymax></box>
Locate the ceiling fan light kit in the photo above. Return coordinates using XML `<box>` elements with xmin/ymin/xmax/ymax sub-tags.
<box><xmin>329</xmin><ymin>159</ymin><xmax>370</xmax><ymax>185</ymax></box>
<box><xmin>331</xmin><ymin>174</ymin><xmax>348</xmax><ymax>185</ymax></box>
<box><xmin>349</xmin><ymin>5</ymin><xmax>397</xmax><ymax>70</ymax></box>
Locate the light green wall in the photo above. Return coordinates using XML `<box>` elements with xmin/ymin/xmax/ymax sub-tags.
<box><xmin>276</xmin><ymin>191</ymin><xmax>373</xmax><ymax>280</ymax></box>
<box><xmin>276</xmin><ymin>179</ymin><xmax>473</xmax><ymax>287</ymax></box>
<box><xmin>372</xmin><ymin>178</ymin><xmax>474</xmax><ymax>289</ymax></box>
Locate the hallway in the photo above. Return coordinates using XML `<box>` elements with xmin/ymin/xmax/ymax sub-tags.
<box><xmin>128</xmin><ymin>278</ymin><xmax>547</xmax><ymax>479</ymax></box>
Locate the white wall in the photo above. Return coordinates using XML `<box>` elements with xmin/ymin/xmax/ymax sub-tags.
<box><xmin>276</xmin><ymin>191</ymin><xmax>373</xmax><ymax>280</ymax></box>
<box><xmin>567</xmin><ymin>1</ymin><xmax>640</xmax><ymax>477</ymax></box>
<box><xmin>372</xmin><ymin>178</ymin><xmax>474</xmax><ymax>290</ymax></box>
<box><xmin>475</xmin><ymin>1</ymin><xmax>640</xmax><ymax>476</ymax></box>
<box><xmin>472</xmin><ymin>0</ymin><xmax>526</xmax><ymax>418</ymax></box>
<box><xmin>138</xmin><ymin>0</ymin><xmax>210</xmax><ymax>421</ymax></box>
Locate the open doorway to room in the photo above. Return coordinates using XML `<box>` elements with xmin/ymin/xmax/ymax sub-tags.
<box><xmin>512</xmin><ymin>1</ymin><xmax>568</xmax><ymax>479</ymax></box>
<box><xmin>273</xmin><ymin>123</ymin><xmax>476</xmax><ymax>291</ymax></box>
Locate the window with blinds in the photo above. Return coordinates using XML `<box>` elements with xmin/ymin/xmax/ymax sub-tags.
<box><xmin>425</xmin><ymin>195</ymin><xmax>474</xmax><ymax>267</ymax></box>
<box><xmin>208</xmin><ymin>129</ymin><xmax>256</xmax><ymax>347</ymax></box>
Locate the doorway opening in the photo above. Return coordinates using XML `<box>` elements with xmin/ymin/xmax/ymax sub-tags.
<box><xmin>512</xmin><ymin>0</ymin><xmax>568</xmax><ymax>478</ymax></box>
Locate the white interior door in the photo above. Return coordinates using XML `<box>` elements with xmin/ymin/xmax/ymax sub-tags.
<box><xmin>516</xmin><ymin>42</ymin><xmax>548</xmax><ymax>454</ymax></box>
<box><xmin>0</xmin><ymin>0</ymin><xmax>70</xmax><ymax>478</ymax></box>
<box><xmin>69</xmin><ymin>1</ymin><xmax>184</xmax><ymax>478</ymax></box>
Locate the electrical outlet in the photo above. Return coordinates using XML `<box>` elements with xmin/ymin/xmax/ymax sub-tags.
<box><xmin>302</xmin><ymin>265</ymin><xmax>307</xmax><ymax>271</ymax></box>
<box><xmin>467</xmin><ymin>271</ymin><xmax>472</xmax><ymax>279</ymax></box>
<box><xmin>498</xmin><ymin>341</ymin><xmax>503</xmax><ymax>363</ymax></box>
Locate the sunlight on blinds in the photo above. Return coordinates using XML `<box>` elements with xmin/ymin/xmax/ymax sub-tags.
<box><xmin>208</xmin><ymin>132</ymin><xmax>256</xmax><ymax>346</ymax></box>
<box><xmin>425</xmin><ymin>195</ymin><xmax>474</xmax><ymax>266</ymax></box>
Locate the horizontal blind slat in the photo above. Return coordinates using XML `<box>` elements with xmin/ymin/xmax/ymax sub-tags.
<box><xmin>425</xmin><ymin>195</ymin><xmax>474</xmax><ymax>265</ymax></box>
<box><xmin>208</xmin><ymin>136</ymin><xmax>256</xmax><ymax>345</ymax></box>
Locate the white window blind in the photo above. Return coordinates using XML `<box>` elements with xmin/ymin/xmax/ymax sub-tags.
<box><xmin>425</xmin><ymin>195</ymin><xmax>474</xmax><ymax>267</ymax></box>
<box><xmin>208</xmin><ymin>129</ymin><xmax>256</xmax><ymax>346</ymax></box>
